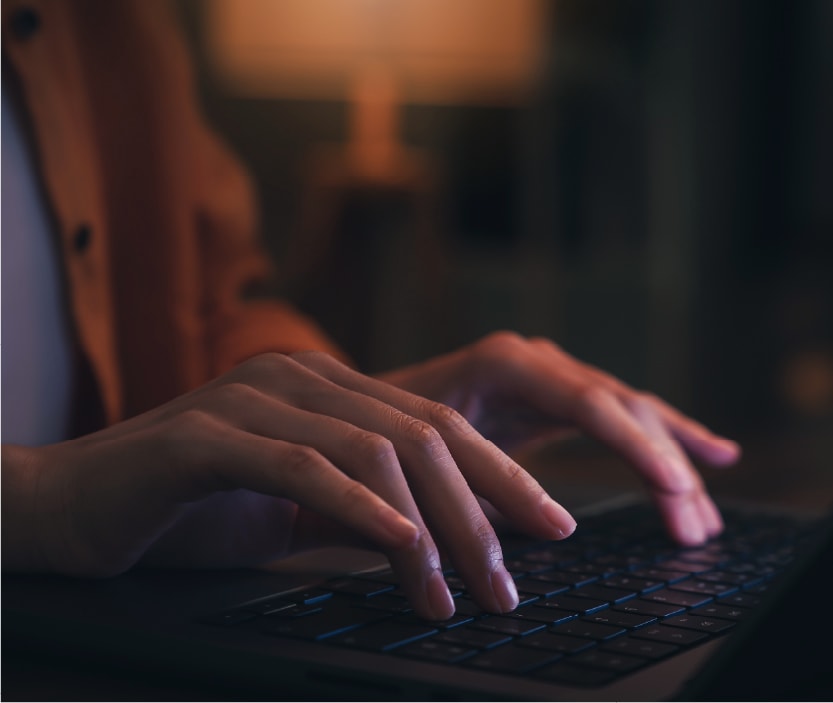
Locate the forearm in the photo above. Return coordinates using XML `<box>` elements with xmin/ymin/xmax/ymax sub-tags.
<box><xmin>1</xmin><ymin>444</ymin><xmax>50</xmax><ymax>572</ymax></box>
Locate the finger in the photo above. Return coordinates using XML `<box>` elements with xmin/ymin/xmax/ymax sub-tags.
<box><xmin>288</xmin><ymin>352</ymin><xmax>520</xmax><ymax>615</ymax></box>
<box><xmin>165</xmin><ymin>413</ymin><xmax>420</xmax><ymax>553</ymax></box>
<box><xmin>297</xmin><ymin>356</ymin><xmax>576</xmax><ymax>541</ymax></box>
<box><xmin>650</xmin><ymin>400</ymin><xmax>741</xmax><ymax>466</ymax></box>
<box><xmin>201</xmin><ymin>383</ymin><xmax>457</xmax><ymax>619</ymax></box>
<box><xmin>624</xmin><ymin>396</ymin><xmax>723</xmax><ymax>544</ymax></box>
<box><xmin>529</xmin><ymin>338</ymin><xmax>741</xmax><ymax>468</ymax></box>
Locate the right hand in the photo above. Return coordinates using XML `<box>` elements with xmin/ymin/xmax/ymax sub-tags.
<box><xmin>5</xmin><ymin>351</ymin><xmax>576</xmax><ymax>621</ymax></box>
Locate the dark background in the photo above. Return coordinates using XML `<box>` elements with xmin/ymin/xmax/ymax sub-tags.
<box><xmin>176</xmin><ymin>0</ymin><xmax>833</xmax><ymax>444</ymax></box>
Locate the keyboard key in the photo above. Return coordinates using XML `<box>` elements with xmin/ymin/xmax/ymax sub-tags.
<box><xmin>571</xmin><ymin>649</ymin><xmax>648</xmax><ymax>674</ymax></box>
<box><xmin>515</xmin><ymin>593</ymin><xmax>542</xmax><ymax>608</ymax></box>
<box><xmin>354</xmin><ymin>570</ymin><xmax>401</xmax><ymax>585</ymax></box>
<box><xmin>514</xmin><ymin>579</ymin><xmax>569</xmax><ymax>598</ymax></box>
<box><xmin>566</xmin><ymin>563</ymin><xmax>621</xmax><ymax>577</ymax></box>
<box><xmin>470</xmin><ymin>616</ymin><xmax>545</xmax><ymax>637</ymax></box>
<box><xmin>508</xmin><ymin>606</ymin><xmax>576</xmax><ymax>625</ymax></box>
<box><xmin>642</xmin><ymin>588</ymin><xmax>712</xmax><ymax>608</ymax></box>
<box><xmin>697</xmin><ymin>571</ymin><xmax>763</xmax><ymax>587</ymax></box>
<box><xmin>524</xmin><ymin>547</ymin><xmax>583</xmax><ymax>567</ymax></box>
<box><xmin>517</xmin><ymin>632</ymin><xmax>596</xmax><ymax>654</ymax></box>
<box><xmin>601</xmin><ymin>575</ymin><xmax>664</xmax><ymax>594</ymax></box>
<box><xmin>601</xmin><ymin>635</ymin><xmax>679</xmax><ymax>659</ymax></box>
<box><xmin>572</xmin><ymin>584</ymin><xmax>637</xmax><ymax>604</ymax></box>
<box><xmin>540</xmin><ymin>594</ymin><xmax>608</xmax><ymax>614</ymax></box>
<box><xmin>466</xmin><ymin>643</ymin><xmax>561</xmax><ymax>674</ymax></box>
<box><xmin>434</xmin><ymin>627</ymin><xmax>512</xmax><ymax>650</ymax></box>
<box><xmin>287</xmin><ymin>587</ymin><xmax>334</xmax><ymax>605</ymax></box>
<box><xmin>631</xmin><ymin>568</ymin><xmax>689</xmax><ymax>584</ymax></box>
<box><xmin>396</xmin><ymin>639</ymin><xmax>477</xmax><ymax>664</ymax></box>
<box><xmin>677</xmin><ymin>548</ymin><xmax>730</xmax><ymax>565</ymax></box>
<box><xmin>325</xmin><ymin>578</ymin><xmax>394</xmax><ymax>598</ymax></box>
<box><xmin>530</xmin><ymin>571</ymin><xmax>598</xmax><ymax>588</ymax></box>
<box><xmin>505</xmin><ymin>559</ymin><xmax>553</xmax><ymax>575</ymax></box>
<box><xmin>331</xmin><ymin>621</ymin><xmax>438</xmax><ymax>651</ymax></box>
<box><xmin>613</xmin><ymin>601</ymin><xmax>686</xmax><ymax>618</ymax></box>
<box><xmin>630</xmin><ymin>624</ymin><xmax>709</xmax><ymax>646</ymax></box>
<box><xmin>550</xmin><ymin>620</ymin><xmax>626</xmax><ymax>641</ymax></box>
<box><xmin>656</xmin><ymin>559</ymin><xmax>713</xmax><ymax>574</ymax></box>
<box><xmin>662</xmin><ymin>614</ymin><xmax>736</xmax><ymax>634</ymax></box>
<box><xmin>424</xmin><ymin>613</ymin><xmax>475</xmax><ymax>629</ymax></box>
<box><xmin>593</xmin><ymin>553</ymin><xmax>651</xmax><ymax>571</ymax></box>
<box><xmin>690</xmin><ymin>603</ymin><xmax>750</xmax><ymax>621</ymax></box>
<box><xmin>669</xmin><ymin>579</ymin><xmax>738</xmax><ymax>597</ymax></box>
<box><xmin>452</xmin><ymin>598</ymin><xmax>487</xmax><ymax>617</ymax></box>
<box><xmin>581</xmin><ymin>611</ymin><xmax>656</xmax><ymax>629</ymax></box>
<box><xmin>717</xmin><ymin>593</ymin><xmax>762</xmax><ymax>608</ymax></box>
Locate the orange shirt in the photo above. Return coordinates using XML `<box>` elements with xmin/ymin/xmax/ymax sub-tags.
<box><xmin>2</xmin><ymin>0</ymin><xmax>342</xmax><ymax>429</ymax></box>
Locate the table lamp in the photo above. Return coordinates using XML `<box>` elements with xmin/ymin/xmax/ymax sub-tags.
<box><xmin>206</xmin><ymin>0</ymin><xmax>546</xmax><ymax>181</ymax></box>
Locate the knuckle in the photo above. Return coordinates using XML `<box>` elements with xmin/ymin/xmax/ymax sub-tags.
<box><xmin>625</xmin><ymin>391</ymin><xmax>659</xmax><ymax>414</ymax></box>
<box><xmin>477</xmin><ymin>330</ymin><xmax>527</xmax><ymax>357</ymax></box>
<box><xmin>529</xmin><ymin>336</ymin><xmax>562</xmax><ymax>353</ymax></box>
<box><xmin>284</xmin><ymin>444</ymin><xmax>325</xmax><ymax>474</ymax></box>
<box><xmin>289</xmin><ymin>349</ymin><xmax>335</xmax><ymax>369</ymax></box>
<box><xmin>395</xmin><ymin>414</ymin><xmax>443</xmax><ymax>449</ymax></box>
<box><xmin>500</xmin><ymin>456</ymin><xmax>525</xmax><ymax>483</ymax></box>
<box><xmin>216</xmin><ymin>381</ymin><xmax>260</xmax><ymax>405</ymax></box>
<box><xmin>353</xmin><ymin>431</ymin><xmax>398</xmax><ymax>469</ymax></box>
<box><xmin>244</xmin><ymin>351</ymin><xmax>290</xmax><ymax>374</ymax></box>
<box><xmin>573</xmin><ymin>384</ymin><xmax>612</xmax><ymax>418</ymax></box>
<box><xmin>425</xmin><ymin>402</ymin><xmax>470</xmax><ymax>435</ymax></box>
<box><xmin>469</xmin><ymin>517</ymin><xmax>502</xmax><ymax>559</ymax></box>
<box><xmin>168</xmin><ymin>409</ymin><xmax>214</xmax><ymax>440</ymax></box>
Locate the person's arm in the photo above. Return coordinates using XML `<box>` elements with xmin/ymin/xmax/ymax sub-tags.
<box><xmin>1</xmin><ymin>444</ymin><xmax>51</xmax><ymax>572</ymax></box>
<box><xmin>1</xmin><ymin>350</ymin><xmax>577</xmax><ymax>619</ymax></box>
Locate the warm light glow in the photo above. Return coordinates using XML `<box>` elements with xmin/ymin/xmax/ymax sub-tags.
<box><xmin>206</xmin><ymin>0</ymin><xmax>547</xmax><ymax>105</ymax></box>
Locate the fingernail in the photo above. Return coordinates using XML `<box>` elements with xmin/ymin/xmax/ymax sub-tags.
<box><xmin>425</xmin><ymin>569</ymin><xmax>455</xmax><ymax>621</ymax></box>
<box><xmin>489</xmin><ymin>567</ymin><xmax>519</xmax><ymax>613</ymax></box>
<box><xmin>540</xmin><ymin>495</ymin><xmax>577</xmax><ymax>539</ymax></box>
<box><xmin>678</xmin><ymin>500</ymin><xmax>706</xmax><ymax>545</ymax></box>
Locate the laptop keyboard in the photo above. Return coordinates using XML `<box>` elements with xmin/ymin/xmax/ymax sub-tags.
<box><xmin>202</xmin><ymin>505</ymin><xmax>817</xmax><ymax>688</ymax></box>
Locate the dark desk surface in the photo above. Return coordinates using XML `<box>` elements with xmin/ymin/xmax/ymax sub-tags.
<box><xmin>5</xmin><ymin>423</ymin><xmax>833</xmax><ymax>701</ymax></box>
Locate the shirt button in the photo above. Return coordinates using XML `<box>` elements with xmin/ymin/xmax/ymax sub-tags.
<box><xmin>73</xmin><ymin>224</ymin><xmax>93</xmax><ymax>253</ymax></box>
<box><xmin>10</xmin><ymin>7</ymin><xmax>40</xmax><ymax>41</ymax></box>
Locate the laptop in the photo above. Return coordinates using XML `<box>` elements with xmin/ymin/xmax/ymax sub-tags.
<box><xmin>3</xmin><ymin>492</ymin><xmax>832</xmax><ymax>700</ymax></box>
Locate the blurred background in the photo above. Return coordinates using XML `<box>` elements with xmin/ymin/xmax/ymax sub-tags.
<box><xmin>175</xmin><ymin>0</ymin><xmax>832</xmax><ymax>501</ymax></box>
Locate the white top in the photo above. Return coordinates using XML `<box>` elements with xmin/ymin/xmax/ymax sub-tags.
<box><xmin>1</xmin><ymin>84</ymin><xmax>75</xmax><ymax>446</ymax></box>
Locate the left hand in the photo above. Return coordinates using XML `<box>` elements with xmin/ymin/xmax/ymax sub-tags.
<box><xmin>378</xmin><ymin>331</ymin><xmax>741</xmax><ymax>546</ymax></box>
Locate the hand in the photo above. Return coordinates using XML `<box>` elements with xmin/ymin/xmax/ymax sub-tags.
<box><xmin>378</xmin><ymin>331</ymin><xmax>741</xmax><ymax>547</ymax></box>
<box><xmin>3</xmin><ymin>350</ymin><xmax>577</xmax><ymax>620</ymax></box>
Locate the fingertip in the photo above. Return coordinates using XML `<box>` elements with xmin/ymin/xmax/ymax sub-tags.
<box><xmin>540</xmin><ymin>495</ymin><xmax>577</xmax><ymax>540</ymax></box>
<box><xmin>716</xmin><ymin>438</ymin><xmax>742</xmax><ymax>463</ymax></box>
<box><xmin>425</xmin><ymin>568</ymin><xmax>456</xmax><ymax>621</ymax></box>
<box><xmin>662</xmin><ymin>495</ymin><xmax>708</xmax><ymax>546</ymax></box>
<box><xmin>696</xmin><ymin>436</ymin><xmax>742</xmax><ymax>467</ymax></box>
<box><xmin>490</xmin><ymin>567</ymin><xmax>519</xmax><ymax>613</ymax></box>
